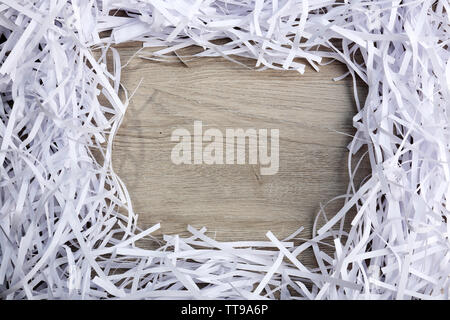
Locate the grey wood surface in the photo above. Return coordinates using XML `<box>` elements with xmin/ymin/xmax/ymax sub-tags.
<box><xmin>110</xmin><ymin>44</ymin><xmax>369</xmax><ymax>242</ymax></box>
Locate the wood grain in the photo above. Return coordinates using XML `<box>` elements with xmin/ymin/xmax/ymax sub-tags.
<box><xmin>110</xmin><ymin>44</ymin><xmax>369</xmax><ymax>242</ymax></box>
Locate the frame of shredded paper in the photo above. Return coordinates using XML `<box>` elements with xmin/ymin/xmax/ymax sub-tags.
<box><xmin>0</xmin><ymin>1</ymin><xmax>449</xmax><ymax>299</ymax></box>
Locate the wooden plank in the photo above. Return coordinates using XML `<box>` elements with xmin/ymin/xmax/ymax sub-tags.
<box><xmin>110</xmin><ymin>45</ymin><xmax>369</xmax><ymax>243</ymax></box>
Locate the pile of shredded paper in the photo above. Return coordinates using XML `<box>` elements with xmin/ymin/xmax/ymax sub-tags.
<box><xmin>0</xmin><ymin>0</ymin><xmax>449</xmax><ymax>299</ymax></box>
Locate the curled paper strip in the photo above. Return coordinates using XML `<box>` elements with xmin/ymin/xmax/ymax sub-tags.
<box><xmin>0</xmin><ymin>0</ymin><xmax>449</xmax><ymax>299</ymax></box>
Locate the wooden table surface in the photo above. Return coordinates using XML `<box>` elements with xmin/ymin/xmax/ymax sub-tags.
<box><xmin>110</xmin><ymin>44</ymin><xmax>369</xmax><ymax>243</ymax></box>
